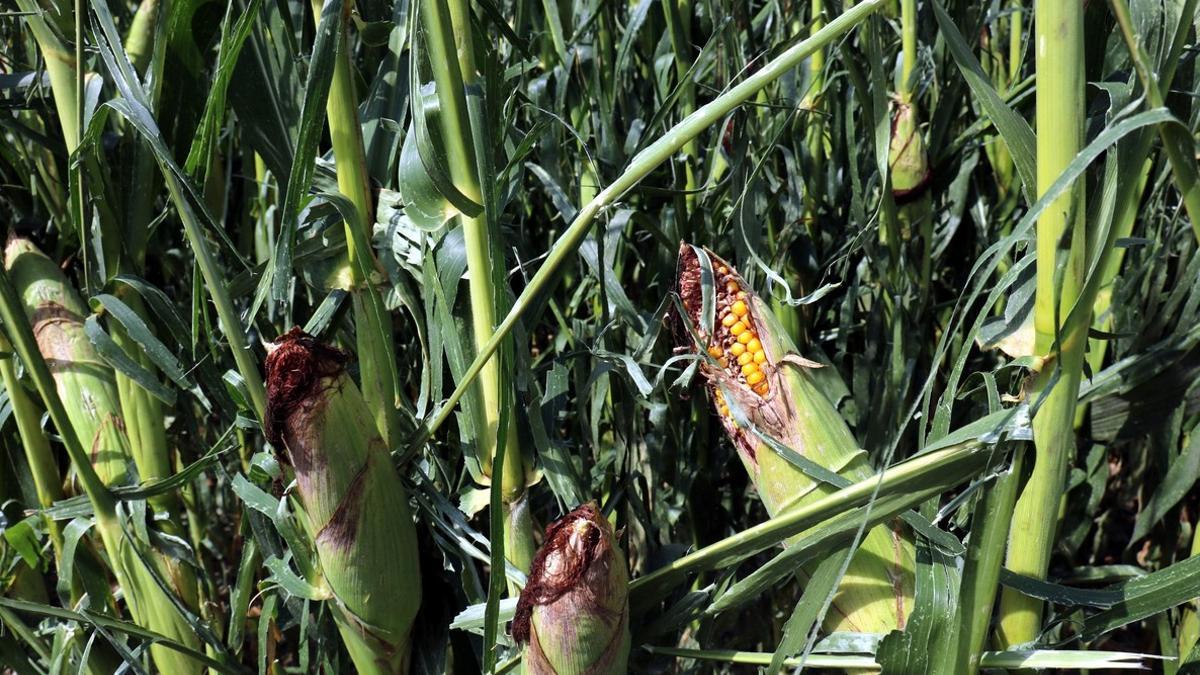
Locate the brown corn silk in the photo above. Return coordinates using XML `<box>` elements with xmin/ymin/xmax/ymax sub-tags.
<box><xmin>4</xmin><ymin>235</ymin><xmax>205</xmax><ymax>673</ymax></box>
<box><xmin>677</xmin><ymin>244</ymin><xmax>914</xmax><ymax>633</ymax></box>
<box><xmin>512</xmin><ymin>503</ymin><xmax>630</xmax><ymax>674</ymax></box>
<box><xmin>265</xmin><ymin>328</ymin><xmax>421</xmax><ymax>674</ymax></box>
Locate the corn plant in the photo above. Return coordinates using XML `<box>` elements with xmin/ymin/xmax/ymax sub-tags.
<box><xmin>1</xmin><ymin>0</ymin><xmax>1199</xmax><ymax>673</ymax></box>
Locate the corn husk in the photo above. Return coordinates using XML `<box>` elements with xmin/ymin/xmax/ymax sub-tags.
<box><xmin>265</xmin><ymin>328</ymin><xmax>421</xmax><ymax>674</ymax></box>
<box><xmin>4</xmin><ymin>235</ymin><xmax>203</xmax><ymax>674</ymax></box>
<box><xmin>512</xmin><ymin>503</ymin><xmax>630</xmax><ymax>675</ymax></box>
<box><xmin>5</xmin><ymin>236</ymin><xmax>131</xmax><ymax>486</ymax></box>
<box><xmin>677</xmin><ymin>244</ymin><xmax>914</xmax><ymax>633</ymax></box>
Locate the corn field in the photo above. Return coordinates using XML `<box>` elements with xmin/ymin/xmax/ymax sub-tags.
<box><xmin>1</xmin><ymin>0</ymin><xmax>1200</xmax><ymax>671</ymax></box>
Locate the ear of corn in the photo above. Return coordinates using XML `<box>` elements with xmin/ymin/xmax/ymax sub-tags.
<box><xmin>5</xmin><ymin>237</ymin><xmax>132</xmax><ymax>486</ymax></box>
<box><xmin>264</xmin><ymin>328</ymin><xmax>421</xmax><ymax>674</ymax></box>
<box><xmin>4</xmin><ymin>236</ymin><xmax>204</xmax><ymax>673</ymax></box>
<box><xmin>512</xmin><ymin>502</ymin><xmax>630</xmax><ymax>675</ymax></box>
<box><xmin>677</xmin><ymin>244</ymin><xmax>914</xmax><ymax>634</ymax></box>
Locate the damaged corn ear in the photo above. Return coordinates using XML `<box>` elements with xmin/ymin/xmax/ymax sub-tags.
<box><xmin>265</xmin><ymin>329</ymin><xmax>421</xmax><ymax>674</ymax></box>
<box><xmin>4</xmin><ymin>236</ymin><xmax>207</xmax><ymax>674</ymax></box>
<box><xmin>4</xmin><ymin>236</ymin><xmax>132</xmax><ymax>486</ymax></box>
<box><xmin>676</xmin><ymin>243</ymin><xmax>915</xmax><ymax>634</ymax></box>
<box><xmin>512</xmin><ymin>503</ymin><xmax>630</xmax><ymax>675</ymax></box>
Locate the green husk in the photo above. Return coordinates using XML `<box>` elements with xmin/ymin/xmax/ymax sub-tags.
<box><xmin>5</xmin><ymin>237</ymin><xmax>132</xmax><ymax>486</ymax></box>
<box><xmin>264</xmin><ymin>329</ymin><xmax>421</xmax><ymax>674</ymax></box>
<box><xmin>3</xmin><ymin>236</ymin><xmax>204</xmax><ymax>674</ymax></box>
<box><xmin>678</xmin><ymin>245</ymin><xmax>915</xmax><ymax>634</ymax></box>
<box><xmin>512</xmin><ymin>503</ymin><xmax>630</xmax><ymax>674</ymax></box>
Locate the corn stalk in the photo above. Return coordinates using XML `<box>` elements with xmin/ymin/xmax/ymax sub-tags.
<box><xmin>310</xmin><ymin>0</ymin><xmax>403</xmax><ymax>450</ymax></box>
<box><xmin>997</xmin><ymin>0</ymin><xmax>1089</xmax><ymax>647</ymax></box>
<box><xmin>416</xmin><ymin>0</ymin><xmax>890</xmax><ymax>448</ymax></box>
<box><xmin>417</xmin><ymin>0</ymin><xmax>535</xmax><ymax>571</ymax></box>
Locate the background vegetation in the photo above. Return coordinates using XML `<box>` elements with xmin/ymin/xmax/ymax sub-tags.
<box><xmin>1</xmin><ymin>0</ymin><xmax>1200</xmax><ymax>671</ymax></box>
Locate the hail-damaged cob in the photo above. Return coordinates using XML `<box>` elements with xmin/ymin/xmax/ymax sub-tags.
<box><xmin>676</xmin><ymin>244</ymin><xmax>914</xmax><ymax>633</ymax></box>
<box><xmin>512</xmin><ymin>503</ymin><xmax>630</xmax><ymax>675</ymax></box>
<box><xmin>4</xmin><ymin>235</ymin><xmax>204</xmax><ymax>673</ymax></box>
<box><xmin>265</xmin><ymin>328</ymin><xmax>421</xmax><ymax>674</ymax></box>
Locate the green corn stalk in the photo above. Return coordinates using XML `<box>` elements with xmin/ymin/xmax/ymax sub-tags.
<box><xmin>416</xmin><ymin>0</ymin><xmax>890</xmax><ymax>455</ymax></box>
<box><xmin>512</xmin><ymin>503</ymin><xmax>630</xmax><ymax>674</ymax></box>
<box><xmin>888</xmin><ymin>0</ymin><xmax>933</xmax><ymax>291</ymax></box>
<box><xmin>677</xmin><ymin>245</ymin><xmax>914</xmax><ymax>633</ymax></box>
<box><xmin>264</xmin><ymin>329</ymin><xmax>421</xmax><ymax>674</ymax></box>
<box><xmin>997</xmin><ymin>0</ymin><xmax>1089</xmax><ymax>647</ymax></box>
<box><xmin>0</xmin><ymin>245</ymin><xmax>205</xmax><ymax>674</ymax></box>
<box><xmin>418</xmin><ymin>0</ymin><xmax>535</xmax><ymax>572</ymax></box>
<box><xmin>0</xmin><ymin>334</ymin><xmax>67</xmax><ymax>562</ymax></box>
<box><xmin>312</xmin><ymin>0</ymin><xmax>403</xmax><ymax>450</ymax></box>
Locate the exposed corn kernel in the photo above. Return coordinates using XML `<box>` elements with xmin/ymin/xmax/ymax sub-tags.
<box><xmin>753</xmin><ymin>351</ymin><xmax>766</xmax><ymax>364</ymax></box>
<box><xmin>731</xmin><ymin>300</ymin><xmax>748</xmax><ymax>317</ymax></box>
<box><xmin>741</xmin><ymin>363</ymin><xmax>758</xmax><ymax>377</ymax></box>
<box><xmin>725</xmin><ymin>281</ymin><xmax>739</xmax><ymax>294</ymax></box>
<box><xmin>717</xmin><ymin>266</ymin><xmax>728</xmax><ymax>275</ymax></box>
<box><xmin>746</xmin><ymin>338</ymin><xmax>762</xmax><ymax>353</ymax></box>
<box><xmin>737</xmin><ymin>352</ymin><xmax>753</xmax><ymax>366</ymax></box>
<box><xmin>746</xmin><ymin>371</ymin><xmax>765</xmax><ymax>385</ymax></box>
<box><xmin>737</xmin><ymin>331</ymin><xmax>753</xmax><ymax>345</ymax></box>
<box><xmin>708</xmin><ymin>345</ymin><xmax>723</xmax><ymax>359</ymax></box>
<box><xmin>729</xmin><ymin>343</ymin><xmax>746</xmax><ymax>357</ymax></box>
<box><xmin>753</xmin><ymin>382</ymin><xmax>769</xmax><ymax>396</ymax></box>
<box><xmin>730</xmin><ymin>321</ymin><xmax>747</xmax><ymax>336</ymax></box>
<box><xmin>722</xmin><ymin>313</ymin><xmax>737</xmax><ymax>327</ymax></box>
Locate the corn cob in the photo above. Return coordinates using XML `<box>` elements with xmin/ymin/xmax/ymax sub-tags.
<box><xmin>5</xmin><ymin>236</ymin><xmax>131</xmax><ymax>486</ymax></box>
<box><xmin>264</xmin><ymin>328</ymin><xmax>421</xmax><ymax>674</ymax></box>
<box><xmin>4</xmin><ymin>235</ymin><xmax>204</xmax><ymax>674</ymax></box>
<box><xmin>676</xmin><ymin>244</ymin><xmax>914</xmax><ymax>633</ymax></box>
<box><xmin>512</xmin><ymin>502</ymin><xmax>630</xmax><ymax>675</ymax></box>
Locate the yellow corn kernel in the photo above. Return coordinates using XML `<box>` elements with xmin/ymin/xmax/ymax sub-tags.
<box><xmin>737</xmin><ymin>352</ymin><xmax>753</xmax><ymax>366</ymax></box>
<box><xmin>721</xmin><ymin>313</ymin><xmax>737</xmax><ymax>327</ymax></box>
<box><xmin>737</xmin><ymin>331</ymin><xmax>754</xmax><ymax>345</ymax></box>
<box><xmin>746</xmin><ymin>371</ymin><xmax>765</xmax><ymax>385</ymax></box>
<box><xmin>731</xmin><ymin>300</ymin><xmax>748</xmax><ymax>317</ymax></box>
<box><xmin>741</xmin><ymin>363</ymin><xmax>758</xmax><ymax>377</ymax></box>
<box><xmin>737</xmin><ymin>291</ymin><xmax>747</xmax><ymax>299</ymax></box>
<box><xmin>729</xmin><ymin>342</ymin><xmax>746</xmax><ymax>357</ymax></box>
<box><xmin>730</xmin><ymin>321</ymin><xmax>747</xmax><ymax>336</ymax></box>
<box><xmin>707</xmin><ymin>345</ymin><xmax>724</xmax><ymax>359</ymax></box>
<box><xmin>725</xmin><ymin>281</ymin><xmax>739</xmax><ymax>294</ymax></box>
<box><xmin>753</xmin><ymin>351</ymin><xmax>766</xmax><ymax>364</ymax></box>
<box><xmin>746</xmin><ymin>337</ymin><xmax>762</xmax><ymax>353</ymax></box>
<box><xmin>753</xmin><ymin>382</ymin><xmax>769</xmax><ymax>396</ymax></box>
<box><xmin>717</xmin><ymin>266</ymin><xmax>728</xmax><ymax>275</ymax></box>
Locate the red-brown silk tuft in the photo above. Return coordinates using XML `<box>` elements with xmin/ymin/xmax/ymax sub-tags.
<box><xmin>263</xmin><ymin>327</ymin><xmax>348</xmax><ymax>449</ymax></box>
<box><xmin>510</xmin><ymin>503</ymin><xmax>605</xmax><ymax>644</ymax></box>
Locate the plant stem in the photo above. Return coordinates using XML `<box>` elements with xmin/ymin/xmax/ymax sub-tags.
<box><xmin>0</xmin><ymin>343</ymin><xmax>66</xmax><ymax>560</ymax></box>
<box><xmin>421</xmin><ymin>0</ymin><xmax>527</xmax><ymax>500</ymax></box>
<box><xmin>954</xmin><ymin>448</ymin><xmax>1023</xmax><ymax>673</ymax></box>
<box><xmin>414</xmin><ymin>0</ymin><xmax>889</xmax><ymax>448</ymax></box>
<box><xmin>997</xmin><ymin>0</ymin><xmax>1089</xmax><ymax>647</ymax></box>
<box><xmin>1108</xmin><ymin>0</ymin><xmax>1200</xmax><ymax>244</ymax></box>
<box><xmin>311</xmin><ymin>0</ymin><xmax>402</xmax><ymax>447</ymax></box>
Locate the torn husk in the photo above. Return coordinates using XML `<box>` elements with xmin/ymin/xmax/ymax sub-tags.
<box><xmin>676</xmin><ymin>244</ymin><xmax>914</xmax><ymax>634</ymax></box>
<box><xmin>512</xmin><ymin>503</ymin><xmax>630</xmax><ymax>675</ymax></box>
<box><xmin>265</xmin><ymin>328</ymin><xmax>421</xmax><ymax>674</ymax></box>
